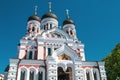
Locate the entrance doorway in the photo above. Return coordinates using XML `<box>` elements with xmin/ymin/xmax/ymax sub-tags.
<box><xmin>58</xmin><ymin>67</ymin><xmax>72</xmax><ymax>80</ymax></box>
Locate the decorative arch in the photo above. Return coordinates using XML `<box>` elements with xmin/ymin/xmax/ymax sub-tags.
<box><xmin>57</xmin><ymin>61</ymin><xmax>74</xmax><ymax>80</ymax></box>
<box><xmin>57</xmin><ymin>63</ymin><xmax>67</xmax><ymax>72</ymax></box>
<box><xmin>29</xmin><ymin>68</ymin><xmax>37</xmax><ymax>80</ymax></box>
<box><xmin>86</xmin><ymin>69</ymin><xmax>92</xmax><ymax>80</ymax></box>
<box><xmin>57</xmin><ymin>65</ymin><xmax>73</xmax><ymax>80</ymax></box>
<box><xmin>67</xmin><ymin>63</ymin><xmax>74</xmax><ymax>69</ymax></box>
<box><xmin>93</xmin><ymin>68</ymin><xmax>100</xmax><ymax>80</ymax></box>
<box><xmin>38</xmin><ymin>67</ymin><xmax>45</xmax><ymax>80</ymax></box>
<box><xmin>19</xmin><ymin>67</ymin><xmax>27</xmax><ymax>80</ymax></box>
<box><xmin>52</xmin><ymin>44</ymin><xmax>78</xmax><ymax>61</ymax></box>
<box><xmin>26</xmin><ymin>46</ymin><xmax>37</xmax><ymax>59</ymax></box>
<box><xmin>41</xmin><ymin>28</ymin><xmax>70</xmax><ymax>40</ymax></box>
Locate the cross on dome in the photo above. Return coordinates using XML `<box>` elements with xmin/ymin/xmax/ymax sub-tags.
<box><xmin>48</xmin><ymin>2</ymin><xmax>52</xmax><ymax>12</ymax></box>
<box><xmin>66</xmin><ymin>9</ymin><xmax>70</xmax><ymax>19</ymax></box>
<box><xmin>34</xmin><ymin>6</ymin><xmax>38</xmax><ymax>15</ymax></box>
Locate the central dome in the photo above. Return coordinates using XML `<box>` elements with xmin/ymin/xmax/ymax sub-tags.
<box><xmin>41</xmin><ymin>12</ymin><xmax>58</xmax><ymax>20</ymax></box>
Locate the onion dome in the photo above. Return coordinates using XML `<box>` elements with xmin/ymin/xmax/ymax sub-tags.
<box><xmin>28</xmin><ymin>6</ymin><xmax>40</xmax><ymax>22</ymax></box>
<box><xmin>41</xmin><ymin>2</ymin><xmax>58</xmax><ymax>20</ymax></box>
<box><xmin>63</xmin><ymin>19</ymin><xmax>75</xmax><ymax>26</ymax></box>
<box><xmin>63</xmin><ymin>9</ymin><xmax>75</xmax><ymax>26</ymax></box>
<box><xmin>41</xmin><ymin>12</ymin><xmax>58</xmax><ymax>20</ymax></box>
<box><xmin>28</xmin><ymin>15</ymin><xmax>40</xmax><ymax>22</ymax></box>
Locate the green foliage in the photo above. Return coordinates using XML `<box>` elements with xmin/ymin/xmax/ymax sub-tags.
<box><xmin>103</xmin><ymin>43</ymin><xmax>120</xmax><ymax>80</ymax></box>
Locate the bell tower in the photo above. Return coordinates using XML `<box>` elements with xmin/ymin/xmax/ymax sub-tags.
<box><xmin>63</xmin><ymin>10</ymin><xmax>77</xmax><ymax>40</ymax></box>
<box><xmin>27</xmin><ymin>6</ymin><xmax>40</xmax><ymax>36</ymax></box>
<box><xmin>18</xmin><ymin>6</ymin><xmax>41</xmax><ymax>59</ymax></box>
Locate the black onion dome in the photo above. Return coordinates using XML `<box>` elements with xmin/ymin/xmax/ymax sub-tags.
<box><xmin>63</xmin><ymin>19</ymin><xmax>75</xmax><ymax>26</ymax></box>
<box><xmin>41</xmin><ymin>12</ymin><xmax>58</xmax><ymax>20</ymax></box>
<box><xmin>28</xmin><ymin>15</ymin><xmax>40</xmax><ymax>22</ymax></box>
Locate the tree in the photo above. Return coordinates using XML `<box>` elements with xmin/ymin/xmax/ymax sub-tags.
<box><xmin>102</xmin><ymin>43</ymin><xmax>120</xmax><ymax>80</ymax></box>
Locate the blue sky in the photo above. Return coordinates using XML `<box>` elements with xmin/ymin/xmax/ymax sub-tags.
<box><xmin>0</xmin><ymin>0</ymin><xmax>120</xmax><ymax>73</ymax></box>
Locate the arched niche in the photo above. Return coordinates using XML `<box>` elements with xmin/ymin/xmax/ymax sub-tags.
<box><xmin>86</xmin><ymin>69</ymin><xmax>92</xmax><ymax>80</ymax></box>
<box><xmin>38</xmin><ymin>67</ymin><xmax>45</xmax><ymax>80</ymax></box>
<box><xmin>57</xmin><ymin>67</ymin><xmax>73</xmax><ymax>80</ymax></box>
<box><xmin>20</xmin><ymin>68</ymin><xmax>27</xmax><ymax>80</ymax></box>
<box><xmin>93</xmin><ymin>68</ymin><xmax>100</xmax><ymax>80</ymax></box>
<box><xmin>29</xmin><ymin>68</ymin><xmax>37</xmax><ymax>80</ymax></box>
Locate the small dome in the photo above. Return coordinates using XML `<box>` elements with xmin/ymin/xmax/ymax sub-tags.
<box><xmin>63</xmin><ymin>19</ymin><xmax>75</xmax><ymax>26</ymax></box>
<box><xmin>41</xmin><ymin>12</ymin><xmax>58</xmax><ymax>20</ymax></box>
<box><xmin>28</xmin><ymin>15</ymin><xmax>40</xmax><ymax>22</ymax></box>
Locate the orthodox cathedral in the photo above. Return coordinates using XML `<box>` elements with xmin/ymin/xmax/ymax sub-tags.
<box><xmin>4</xmin><ymin>2</ymin><xmax>107</xmax><ymax>80</ymax></box>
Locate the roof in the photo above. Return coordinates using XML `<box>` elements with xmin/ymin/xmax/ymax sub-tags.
<box><xmin>63</xmin><ymin>19</ymin><xmax>75</xmax><ymax>26</ymax></box>
<box><xmin>28</xmin><ymin>15</ymin><xmax>40</xmax><ymax>22</ymax></box>
<box><xmin>41</xmin><ymin>12</ymin><xmax>58</xmax><ymax>20</ymax></box>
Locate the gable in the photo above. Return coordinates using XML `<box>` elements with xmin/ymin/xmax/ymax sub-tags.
<box><xmin>52</xmin><ymin>44</ymin><xmax>78</xmax><ymax>61</ymax></box>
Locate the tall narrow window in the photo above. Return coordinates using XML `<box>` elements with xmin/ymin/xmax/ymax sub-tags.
<box><xmin>48</xmin><ymin>48</ymin><xmax>51</xmax><ymax>55</ymax></box>
<box><xmin>44</xmin><ymin>25</ymin><xmax>46</xmax><ymax>30</ymax></box>
<box><xmin>46</xmin><ymin>24</ymin><xmax>48</xmax><ymax>30</ymax></box>
<box><xmin>29</xmin><ymin>51</ymin><xmax>33</xmax><ymax>59</ymax></box>
<box><xmin>28</xmin><ymin>28</ymin><xmax>30</xmax><ymax>33</ymax></box>
<box><xmin>20</xmin><ymin>70</ymin><xmax>25</xmax><ymax>80</ymax></box>
<box><xmin>50</xmin><ymin>24</ymin><xmax>52</xmax><ymax>29</ymax></box>
<box><xmin>94</xmin><ymin>72</ymin><xmax>97</xmax><ymax>80</ymax></box>
<box><xmin>66</xmin><ymin>30</ymin><xmax>69</xmax><ymax>34</ymax></box>
<box><xmin>38</xmin><ymin>72</ymin><xmax>43</xmax><ymax>80</ymax></box>
<box><xmin>70</xmin><ymin>30</ymin><xmax>73</xmax><ymax>35</ymax></box>
<box><xmin>30</xmin><ymin>71</ymin><xmax>34</xmax><ymax>80</ymax></box>
<box><xmin>86</xmin><ymin>72</ymin><xmax>90</xmax><ymax>80</ymax></box>
<box><xmin>32</xmin><ymin>27</ymin><xmax>35</xmax><ymax>31</ymax></box>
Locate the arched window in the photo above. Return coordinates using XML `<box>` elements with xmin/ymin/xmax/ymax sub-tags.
<box><xmin>28</xmin><ymin>28</ymin><xmax>30</xmax><ymax>33</ymax></box>
<box><xmin>50</xmin><ymin>24</ymin><xmax>52</xmax><ymax>29</ymax></box>
<box><xmin>44</xmin><ymin>25</ymin><xmax>46</xmax><ymax>30</ymax></box>
<box><xmin>32</xmin><ymin>27</ymin><xmax>35</xmax><ymax>32</ymax></box>
<box><xmin>58</xmin><ymin>67</ymin><xmax>72</xmax><ymax>80</ymax></box>
<box><xmin>70</xmin><ymin>30</ymin><xmax>73</xmax><ymax>35</ymax></box>
<box><xmin>48</xmin><ymin>48</ymin><xmax>51</xmax><ymax>55</ymax></box>
<box><xmin>29</xmin><ymin>51</ymin><xmax>33</xmax><ymax>59</ymax></box>
<box><xmin>30</xmin><ymin>71</ymin><xmax>34</xmax><ymax>80</ymax></box>
<box><xmin>20</xmin><ymin>70</ymin><xmax>25</xmax><ymax>80</ymax></box>
<box><xmin>38</xmin><ymin>71</ymin><xmax>43</xmax><ymax>80</ymax></box>
<box><xmin>66</xmin><ymin>30</ymin><xmax>69</xmax><ymax>34</ymax></box>
<box><xmin>86</xmin><ymin>72</ymin><xmax>90</xmax><ymax>80</ymax></box>
<box><xmin>93</xmin><ymin>69</ymin><xmax>100</xmax><ymax>80</ymax></box>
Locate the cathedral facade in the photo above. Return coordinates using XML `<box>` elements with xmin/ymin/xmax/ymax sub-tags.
<box><xmin>4</xmin><ymin>3</ymin><xmax>107</xmax><ymax>80</ymax></box>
